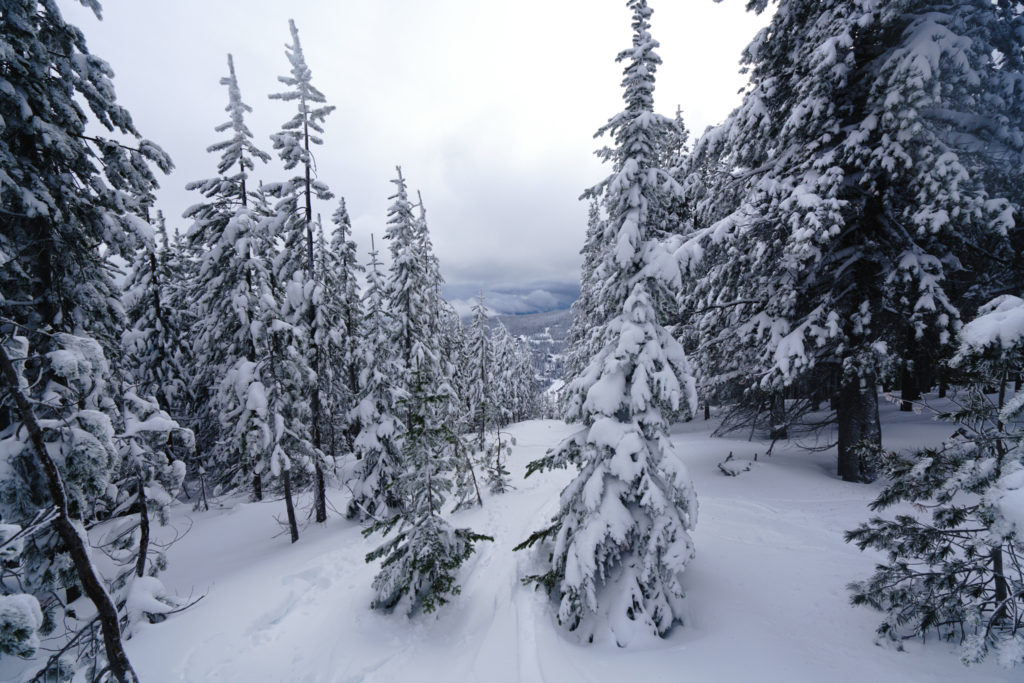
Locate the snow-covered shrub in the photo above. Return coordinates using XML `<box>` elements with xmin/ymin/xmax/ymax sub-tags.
<box><xmin>0</xmin><ymin>594</ymin><xmax>44</xmax><ymax>658</ymax></box>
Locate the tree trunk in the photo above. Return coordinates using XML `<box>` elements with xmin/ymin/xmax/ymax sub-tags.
<box><xmin>313</xmin><ymin>460</ymin><xmax>327</xmax><ymax>523</ymax></box>
<box><xmin>0</xmin><ymin>345</ymin><xmax>139</xmax><ymax>683</ymax></box>
<box><xmin>252</xmin><ymin>471</ymin><xmax>263</xmax><ymax>502</ymax></box>
<box><xmin>899</xmin><ymin>362</ymin><xmax>919</xmax><ymax>411</ymax></box>
<box><xmin>196</xmin><ymin>466</ymin><xmax>210</xmax><ymax>512</ymax></box>
<box><xmin>135</xmin><ymin>475</ymin><xmax>149</xmax><ymax>578</ymax></box>
<box><xmin>302</xmin><ymin>118</ymin><xmax>327</xmax><ymax>525</ymax></box>
<box><xmin>704</xmin><ymin>401</ymin><xmax>710</xmax><ymax>420</ymax></box>
<box><xmin>990</xmin><ymin>368</ymin><xmax>1011</xmax><ymax>621</ymax></box>
<box><xmin>769</xmin><ymin>392</ymin><xmax>787</xmax><ymax>440</ymax></box>
<box><xmin>282</xmin><ymin>468</ymin><xmax>299</xmax><ymax>544</ymax></box>
<box><xmin>836</xmin><ymin>369</ymin><xmax>881</xmax><ymax>483</ymax></box>
<box><xmin>899</xmin><ymin>333</ymin><xmax>920</xmax><ymax>411</ymax></box>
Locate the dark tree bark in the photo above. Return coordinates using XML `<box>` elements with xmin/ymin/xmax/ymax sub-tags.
<box><xmin>899</xmin><ymin>332</ymin><xmax>921</xmax><ymax>411</ymax></box>
<box><xmin>0</xmin><ymin>344</ymin><xmax>139</xmax><ymax>683</ymax></box>
<box><xmin>992</xmin><ymin>367</ymin><xmax>1010</xmax><ymax>621</ymax></box>
<box><xmin>282</xmin><ymin>468</ymin><xmax>299</xmax><ymax>544</ymax></box>
<box><xmin>769</xmin><ymin>392</ymin><xmax>787</xmax><ymax>440</ymax></box>
<box><xmin>135</xmin><ymin>476</ymin><xmax>150</xmax><ymax>579</ymax></box>
<box><xmin>302</xmin><ymin>120</ymin><xmax>327</xmax><ymax>525</ymax></box>
<box><xmin>836</xmin><ymin>369</ymin><xmax>881</xmax><ymax>483</ymax></box>
<box><xmin>252</xmin><ymin>471</ymin><xmax>263</xmax><ymax>502</ymax></box>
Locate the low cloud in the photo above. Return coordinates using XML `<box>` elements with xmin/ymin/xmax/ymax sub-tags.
<box><xmin>445</xmin><ymin>280</ymin><xmax>579</xmax><ymax>317</ymax></box>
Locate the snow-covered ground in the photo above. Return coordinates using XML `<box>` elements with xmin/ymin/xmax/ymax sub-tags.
<box><xmin>116</xmin><ymin>400</ymin><xmax>1016</xmax><ymax>682</ymax></box>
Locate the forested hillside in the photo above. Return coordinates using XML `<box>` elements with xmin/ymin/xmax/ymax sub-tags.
<box><xmin>2</xmin><ymin>0</ymin><xmax>1023</xmax><ymax>680</ymax></box>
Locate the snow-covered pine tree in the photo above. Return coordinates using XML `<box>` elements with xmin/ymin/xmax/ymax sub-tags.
<box><xmin>365</xmin><ymin>170</ymin><xmax>491</xmax><ymax>609</ymax></box>
<box><xmin>0</xmin><ymin>2</ymin><xmax>173</xmax><ymax>678</ymax></box>
<box><xmin>213</xmin><ymin>214</ymin><xmax>314</xmax><ymax>546</ymax></box>
<box><xmin>324</xmin><ymin>199</ymin><xmax>364</xmax><ymax>456</ymax></box>
<box><xmin>561</xmin><ymin>199</ymin><xmax>606</xmax><ymax>414</ymax></box>
<box><xmin>466</xmin><ymin>292</ymin><xmax>495</xmax><ymax>450</ymax></box>
<box><xmin>447</xmin><ymin>311</ymin><xmax>485</xmax><ymax>512</ymax></box>
<box><xmin>383</xmin><ymin>168</ymin><xmax>429</xmax><ymax>395</ymax></box>
<box><xmin>414</xmin><ymin>191</ymin><xmax>446</xmax><ymax>333</ymax></box>
<box><xmin>259</xmin><ymin>300</ymin><xmax>315</xmax><ymax>544</ymax></box>
<box><xmin>511</xmin><ymin>331</ymin><xmax>539</xmax><ymax>422</ymax></box>
<box><xmin>490</xmin><ymin>323</ymin><xmax>519</xmax><ymax>428</ymax></box>
<box><xmin>364</xmin><ymin>355</ymin><xmax>492</xmax><ymax>615</ymax></box>
<box><xmin>347</xmin><ymin>237</ymin><xmax>405</xmax><ymax>520</ymax></box>
<box><xmin>122</xmin><ymin>210</ymin><xmax>191</xmax><ymax>420</ymax></box>
<box><xmin>0</xmin><ymin>337</ymin><xmax>136</xmax><ymax>681</ymax></box>
<box><xmin>847</xmin><ymin>293</ymin><xmax>1024</xmax><ymax>666</ymax></box>
<box><xmin>209</xmin><ymin>54</ymin><xmax>272</xmax><ymax>199</ymax></box>
<box><xmin>107</xmin><ymin>389</ymin><xmax>191</xmax><ymax>636</ymax></box>
<box><xmin>266</xmin><ymin>19</ymin><xmax>336</xmax><ymax>524</ymax></box>
<box><xmin>185</xmin><ymin>54</ymin><xmax>272</xmax><ymax>500</ymax></box>
<box><xmin>113</xmin><ymin>390</ymin><xmax>190</xmax><ymax>567</ymax></box>
<box><xmin>448</xmin><ymin>303</ymin><xmax>475</xmax><ymax>421</ymax></box>
<box><xmin>411</xmin><ymin>186</ymin><xmax>484</xmax><ymax>511</ymax></box>
<box><xmin>516</xmin><ymin>0</ymin><xmax>698</xmax><ymax>645</ymax></box>
<box><xmin>691</xmin><ymin>0</ymin><xmax>1024</xmax><ymax>480</ymax></box>
<box><xmin>483</xmin><ymin>428</ymin><xmax>514</xmax><ymax>495</ymax></box>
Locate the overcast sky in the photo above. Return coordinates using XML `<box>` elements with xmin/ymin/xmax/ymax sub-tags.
<box><xmin>64</xmin><ymin>0</ymin><xmax>766</xmax><ymax>313</ymax></box>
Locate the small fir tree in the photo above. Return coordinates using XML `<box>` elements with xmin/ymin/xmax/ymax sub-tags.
<box><xmin>364</xmin><ymin>361</ymin><xmax>492</xmax><ymax>615</ymax></box>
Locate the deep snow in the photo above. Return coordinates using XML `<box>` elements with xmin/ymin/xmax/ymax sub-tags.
<box><xmin>37</xmin><ymin>399</ymin><xmax>1024</xmax><ymax>682</ymax></box>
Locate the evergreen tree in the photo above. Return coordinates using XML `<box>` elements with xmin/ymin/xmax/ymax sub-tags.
<box><xmin>109</xmin><ymin>388</ymin><xmax>191</xmax><ymax>633</ymax></box>
<box><xmin>366</xmin><ymin>170</ymin><xmax>491</xmax><ymax>611</ymax></box>
<box><xmin>122</xmin><ymin>210</ymin><xmax>191</xmax><ymax>418</ymax></box>
<box><xmin>562</xmin><ymin>199</ymin><xmax>606</xmax><ymax>413</ymax></box>
<box><xmin>266</xmin><ymin>19</ymin><xmax>336</xmax><ymax>523</ymax></box>
<box><xmin>0</xmin><ymin>2</ymin><xmax>172</xmax><ymax>679</ymax></box>
<box><xmin>0</xmin><ymin>336</ymin><xmax>137</xmax><ymax>681</ymax></box>
<box><xmin>185</xmin><ymin>54</ymin><xmax>271</xmax><ymax>500</ymax></box>
<box><xmin>384</xmin><ymin>168</ymin><xmax>428</xmax><ymax>385</ymax></box>
<box><xmin>324</xmin><ymin>199</ymin><xmax>364</xmax><ymax>456</ymax></box>
<box><xmin>364</xmin><ymin>359</ymin><xmax>491</xmax><ymax>615</ymax></box>
<box><xmin>347</xmin><ymin>238</ymin><xmax>405</xmax><ymax>521</ymax></box>
<box><xmin>490</xmin><ymin>323</ymin><xmax>519</xmax><ymax>427</ymax></box>
<box><xmin>209</xmin><ymin>54</ymin><xmax>271</xmax><ymax>199</ymax></box>
<box><xmin>260</xmin><ymin>303</ymin><xmax>314</xmax><ymax>544</ymax></box>
<box><xmin>466</xmin><ymin>292</ymin><xmax>495</xmax><ymax>450</ymax></box>
<box><xmin>848</xmin><ymin>294</ymin><xmax>1024</xmax><ymax>666</ymax></box>
<box><xmin>483</xmin><ymin>428</ymin><xmax>514</xmax><ymax>495</ymax></box>
<box><xmin>516</xmin><ymin>0</ymin><xmax>698</xmax><ymax>645</ymax></box>
<box><xmin>510</xmin><ymin>334</ymin><xmax>539</xmax><ymax>422</ymax></box>
<box><xmin>691</xmin><ymin>0</ymin><xmax>1024</xmax><ymax>480</ymax></box>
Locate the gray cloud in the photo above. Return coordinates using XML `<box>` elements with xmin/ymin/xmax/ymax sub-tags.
<box><xmin>64</xmin><ymin>0</ymin><xmax>767</xmax><ymax>290</ymax></box>
<box><xmin>445</xmin><ymin>280</ymin><xmax>580</xmax><ymax>317</ymax></box>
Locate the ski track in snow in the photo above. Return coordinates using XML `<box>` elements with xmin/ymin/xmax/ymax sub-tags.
<box><xmin>113</xmin><ymin>413</ymin><xmax>1021</xmax><ymax>683</ymax></box>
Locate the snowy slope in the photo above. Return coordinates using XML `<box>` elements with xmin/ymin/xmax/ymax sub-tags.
<box><xmin>116</xmin><ymin>405</ymin><xmax>1015</xmax><ymax>682</ymax></box>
